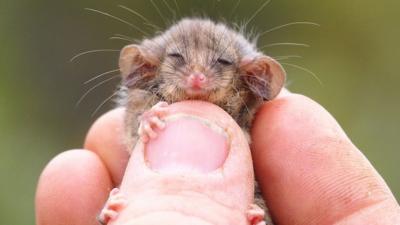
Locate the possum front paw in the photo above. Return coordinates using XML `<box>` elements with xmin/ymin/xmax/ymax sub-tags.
<box><xmin>97</xmin><ymin>188</ymin><xmax>127</xmax><ymax>225</ymax></box>
<box><xmin>247</xmin><ymin>204</ymin><xmax>267</xmax><ymax>225</ymax></box>
<box><xmin>138</xmin><ymin>101</ymin><xmax>169</xmax><ymax>143</ymax></box>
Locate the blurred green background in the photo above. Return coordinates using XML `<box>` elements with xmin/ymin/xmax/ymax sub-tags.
<box><xmin>1</xmin><ymin>0</ymin><xmax>399</xmax><ymax>224</ymax></box>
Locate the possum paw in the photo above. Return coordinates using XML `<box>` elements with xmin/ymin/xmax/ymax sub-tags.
<box><xmin>247</xmin><ymin>204</ymin><xmax>267</xmax><ymax>225</ymax></box>
<box><xmin>138</xmin><ymin>101</ymin><xmax>168</xmax><ymax>143</ymax></box>
<box><xmin>97</xmin><ymin>188</ymin><xmax>127</xmax><ymax>225</ymax></box>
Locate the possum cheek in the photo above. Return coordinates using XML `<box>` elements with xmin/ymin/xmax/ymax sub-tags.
<box><xmin>240</xmin><ymin>56</ymin><xmax>286</xmax><ymax>100</ymax></box>
<box><xmin>119</xmin><ymin>44</ymin><xmax>159</xmax><ymax>87</ymax></box>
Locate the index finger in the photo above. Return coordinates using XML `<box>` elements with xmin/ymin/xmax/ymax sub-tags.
<box><xmin>251</xmin><ymin>93</ymin><xmax>400</xmax><ymax>224</ymax></box>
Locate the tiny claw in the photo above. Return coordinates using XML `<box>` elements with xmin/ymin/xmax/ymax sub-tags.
<box><xmin>247</xmin><ymin>204</ymin><xmax>266</xmax><ymax>225</ymax></box>
<box><xmin>103</xmin><ymin>209</ymin><xmax>118</xmax><ymax>220</ymax></box>
<box><xmin>151</xmin><ymin>102</ymin><xmax>169</xmax><ymax>116</ymax></box>
<box><xmin>150</xmin><ymin>117</ymin><xmax>166</xmax><ymax>129</ymax></box>
<box><xmin>143</xmin><ymin>123</ymin><xmax>157</xmax><ymax>139</ymax></box>
<box><xmin>156</xmin><ymin>101</ymin><xmax>168</xmax><ymax>107</ymax></box>
<box><xmin>108</xmin><ymin>199</ymin><xmax>128</xmax><ymax>208</ymax></box>
<box><xmin>98</xmin><ymin>189</ymin><xmax>127</xmax><ymax>225</ymax></box>
<box><xmin>97</xmin><ymin>214</ymin><xmax>106</xmax><ymax>225</ymax></box>
<box><xmin>140</xmin><ymin>134</ymin><xmax>149</xmax><ymax>143</ymax></box>
<box><xmin>138</xmin><ymin>101</ymin><xmax>169</xmax><ymax>142</ymax></box>
<box><xmin>110</xmin><ymin>188</ymin><xmax>120</xmax><ymax>196</ymax></box>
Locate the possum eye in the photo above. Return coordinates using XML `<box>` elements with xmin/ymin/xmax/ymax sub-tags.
<box><xmin>168</xmin><ymin>53</ymin><xmax>184</xmax><ymax>59</ymax></box>
<box><xmin>167</xmin><ymin>52</ymin><xmax>185</xmax><ymax>65</ymax></box>
<box><xmin>217</xmin><ymin>58</ymin><xmax>233</xmax><ymax>66</ymax></box>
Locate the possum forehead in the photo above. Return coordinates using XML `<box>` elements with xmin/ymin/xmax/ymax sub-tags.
<box><xmin>164</xmin><ymin>19</ymin><xmax>245</xmax><ymax>62</ymax></box>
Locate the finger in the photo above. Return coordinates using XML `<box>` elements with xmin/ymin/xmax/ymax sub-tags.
<box><xmin>153</xmin><ymin>107</ymin><xmax>168</xmax><ymax>117</ymax></box>
<box><xmin>140</xmin><ymin>133</ymin><xmax>149</xmax><ymax>143</ymax></box>
<box><xmin>107</xmin><ymin>199</ymin><xmax>128</xmax><ymax>209</ymax></box>
<box><xmin>143</xmin><ymin>123</ymin><xmax>157</xmax><ymax>139</ymax></box>
<box><xmin>251</xmin><ymin>93</ymin><xmax>400</xmax><ymax>225</ymax></box>
<box><xmin>102</xmin><ymin>209</ymin><xmax>118</xmax><ymax>220</ymax></box>
<box><xmin>115</xmin><ymin>101</ymin><xmax>257</xmax><ymax>225</ymax></box>
<box><xmin>151</xmin><ymin>116</ymin><xmax>166</xmax><ymax>129</ymax></box>
<box><xmin>84</xmin><ymin>108</ymin><xmax>130</xmax><ymax>185</ymax></box>
<box><xmin>247</xmin><ymin>204</ymin><xmax>265</xmax><ymax>224</ymax></box>
<box><xmin>36</xmin><ymin>150</ymin><xmax>113</xmax><ymax>225</ymax></box>
<box><xmin>110</xmin><ymin>188</ymin><xmax>120</xmax><ymax>196</ymax></box>
<box><xmin>153</xmin><ymin>101</ymin><xmax>168</xmax><ymax>108</ymax></box>
<box><xmin>109</xmin><ymin>193</ymin><xmax>126</xmax><ymax>201</ymax></box>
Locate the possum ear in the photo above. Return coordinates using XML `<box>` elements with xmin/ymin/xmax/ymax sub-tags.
<box><xmin>240</xmin><ymin>55</ymin><xmax>286</xmax><ymax>100</ymax></box>
<box><xmin>119</xmin><ymin>44</ymin><xmax>159</xmax><ymax>85</ymax></box>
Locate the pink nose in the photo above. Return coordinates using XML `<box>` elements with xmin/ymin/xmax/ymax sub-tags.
<box><xmin>188</xmin><ymin>72</ymin><xmax>207</xmax><ymax>87</ymax></box>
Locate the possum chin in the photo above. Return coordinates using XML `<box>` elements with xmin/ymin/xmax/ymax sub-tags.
<box><xmin>184</xmin><ymin>86</ymin><xmax>212</xmax><ymax>99</ymax></box>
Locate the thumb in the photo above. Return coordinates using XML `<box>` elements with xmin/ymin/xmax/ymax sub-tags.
<box><xmin>111</xmin><ymin>101</ymin><xmax>259</xmax><ymax>225</ymax></box>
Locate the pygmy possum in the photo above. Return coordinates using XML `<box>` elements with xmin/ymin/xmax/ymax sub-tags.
<box><xmin>99</xmin><ymin>18</ymin><xmax>286</xmax><ymax>225</ymax></box>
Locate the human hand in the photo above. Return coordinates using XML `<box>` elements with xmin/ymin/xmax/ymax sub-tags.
<box><xmin>37</xmin><ymin>101</ymin><xmax>264</xmax><ymax>225</ymax></box>
<box><xmin>36</xmin><ymin>91</ymin><xmax>400</xmax><ymax>225</ymax></box>
<box><xmin>95</xmin><ymin>101</ymin><xmax>263</xmax><ymax>225</ymax></box>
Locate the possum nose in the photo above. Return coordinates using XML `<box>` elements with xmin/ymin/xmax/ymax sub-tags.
<box><xmin>188</xmin><ymin>72</ymin><xmax>207</xmax><ymax>87</ymax></box>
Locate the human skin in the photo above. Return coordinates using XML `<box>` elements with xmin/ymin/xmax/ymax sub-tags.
<box><xmin>35</xmin><ymin>92</ymin><xmax>400</xmax><ymax>225</ymax></box>
<box><xmin>106</xmin><ymin>101</ymin><xmax>257</xmax><ymax>225</ymax></box>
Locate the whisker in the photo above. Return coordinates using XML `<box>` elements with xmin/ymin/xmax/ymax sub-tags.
<box><xmin>109</xmin><ymin>33</ymin><xmax>135</xmax><ymax>42</ymax></box>
<box><xmin>244</xmin><ymin>0</ymin><xmax>271</xmax><ymax>26</ymax></box>
<box><xmin>118</xmin><ymin>5</ymin><xmax>161</xmax><ymax>30</ymax></box>
<box><xmin>142</xmin><ymin>22</ymin><xmax>161</xmax><ymax>31</ymax></box>
<box><xmin>76</xmin><ymin>75</ymin><xmax>120</xmax><ymax>108</ymax></box>
<box><xmin>117</xmin><ymin>5</ymin><xmax>151</xmax><ymax>24</ymax></box>
<box><xmin>109</xmin><ymin>36</ymin><xmax>132</xmax><ymax>42</ymax></box>
<box><xmin>261</xmin><ymin>42</ymin><xmax>310</xmax><ymax>49</ymax></box>
<box><xmin>229</xmin><ymin>0</ymin><xmax>241</xmax><ymax>18</ymax></box>
<box><xmin>212</xmin><ymin>29</ymin><xmax>240</xmax><ymax>68</ymax></box>
<box><xmin>210</xmin><ymin>0</ymin><xmax>217</xmax><ymax>17</ymax></box>
<box><xmin>114</xmin><ymin>33</ymin><xmax>135</xmax><ymax>40</ymax></box>
<box><xmin>91</xmin><ymin>91</ymin><xmax>120</xmax><ymax>117</ymax></box>
<box><xmin>85</xmin><ymin>8</ymin><xmax>148</xmax><ymax>36</ymax></box>
<box><xmin>231</xmin><ymin>85</ymin><xmax>250</xmax><ymax>116</ymax></box>
<box><xmin>161</xmin><ymin>0</ymin><xmax>176</xmax><ymax>18</ymax></box>
<box><xmin>175</xmin><ymin>23</ymin><xmax>191</xmax><ymax>62</ymax></box>
<box><xmin>285</xmin><ymin>79</ymin><xmax>294</xmax><ymax>88</ymax></box>
<box><xmin>210</xmin><ymin>27</ymin><xmax>231</xmax><ymax>68</ymax></box>
<box><xmin>272</xmin><ymin>55</ymin><xmax>303</xmax><ymax>60</ymax></box>
<box><xmin>140</xmin><ymin>87</ymin><xmax>163</xmax><ymax>111</ymax></box>
<box><xmin>70</xmin><ymin>49</ymin><xmax>120</xmax><ymax>62</ymax></box>
<box><xmin>84</xmin><ymin>68</ymin><xmax>120</xmax><ymax>84</ymax></box>
<box><xmin>173</xmin><ymin>0</ymin><xmax>181</xmax><ymax>18</ymax></box>
<box><xmin>215</xmin><ymin>0</ymin><xmax>223</xmax><ymax>19</ymax></box>
<box><xmin>281</xmin><ymin>62</ymin><xmax>323</xmax><ymax>85</ymax></box>
<box><xmin>259</xmin><ymin>21</ymin><xmax>320</xmax><ymax>37</ymax></box>
<box><xmin>150</xmin><ymin>0</ymin><xmax>166</xmax><ymax>24</ymax></box>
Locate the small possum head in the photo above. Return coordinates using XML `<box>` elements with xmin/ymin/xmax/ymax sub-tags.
<box><xmin>119</xmin><ymin>18</ymin><xmax>286</xmax><ymax>104</ymax></box>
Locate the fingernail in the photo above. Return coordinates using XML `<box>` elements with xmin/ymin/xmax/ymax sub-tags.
<box><xmin>145</xmin><ymin>115</ymin><xmax>229</xmax><ymax>174</ymax></box>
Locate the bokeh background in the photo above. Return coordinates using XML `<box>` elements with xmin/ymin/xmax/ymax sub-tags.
<box><xmin>1</xmin><ymin>0</ymin><xmax>399</xmax><ymax>224</ymax></box>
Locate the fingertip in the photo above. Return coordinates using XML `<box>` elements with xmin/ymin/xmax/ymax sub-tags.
<box><xmin>251</xmin><ymin>94</ymin><xmax>398</xmax><ymax>225</ymax></box>
<box><xmin>252</xmin><ymin>94</ymin><xmax>350</xmax><ymax>167</ymax></box>
<box><xmin>84</xmin><ymin>107</ymin><xmax>126</xmax><ymax>151</ymax></box>
<box><xmin>110</xmin><ymin>188</ymin><xmax>120</xmax><ymax>195</ymax></box>
<box><xmin>84</xmin><ymin>107</ymin><xmax>129</xmax><ymax>185</ymax></box>
<box><xmin>36</xmin><ymin>150</ymin><xmax>112</xmax><ymax>225</ymax></box>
